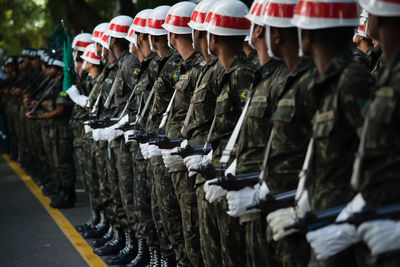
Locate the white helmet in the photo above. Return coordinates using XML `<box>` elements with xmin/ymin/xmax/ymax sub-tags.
<box><xmin>246</xmin><ymin>0</ymin><xmax>267</xmax><ymax>26</ymax></box>
<box><xmin>147</xmin><ymin>6</ymin><xmax>171</xmax><ymax>35</ymax></box>
<box><xmin>356</xmin><ymin>10</ymin><xmax>369</xmax><ymax>38</ymax></box>
<box><xmin>126</xmin><ymin>24</ymin><xmax>137</xmax><ymax>43</ymax></box>
<box><xmin>291</xmin><ymin>0</ymin><xmax>359</xmax><ymax>30</ymax></box>
<box><xmin>91</xmin><ymin>23</ymin><xmax>109</xmax><ymax>43</ymax></box>
<box><xmin>188</xmin><ymin>0</ymin><xmax>219</xmax><ymax>31</ymax></box>
<box><xmin>108</xmin><ymin>15</ymin><xmax>134</xmax><ymax>38</ymax></box>
<box><xmin>132</xmin><ymin>9</ymin><xmax>153</xmax><ymax>33</ymax></box>
<box><xmin>263</xmin><ymin>0</ymin><xmax>297</xmax><ymax>28</ymax></box>
<box><xmin>81</xmin><ymin>43</ymin><xmax>102</xmax><ymax>65</ymax></box>
<box><xmin>206</xmin><ymin>0</ymin><xmax>251</xmax><ymax>36</ymax></box>
<box><xmin>72</xmin><ymin>33</ymin><xmax>93</xmax><ymax>52</ymax></box>
<box><xmin>162</xmin><ymin>2</ymin><xmax>196</xmax><ymax>34</ymax></box>
<box><xmin>359</xmin><ymin>0</ymin><xmax>400</xmax><ymax>17</ymax></box>
<box><xmin>99</xmin><ymin>31</ymin><xmax>110</xmax><ymax>49</ymax></box>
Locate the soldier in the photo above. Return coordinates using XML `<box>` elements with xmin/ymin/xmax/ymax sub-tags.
<box><xmin>353</xmin><ymin>0</ymin><xmax>400</xmax><ymax>266</ymax></box>
<box><xmin>277</xmin><ymin>0</ymin><xmax>374</xmax><ymax>265</ymax></box>
<box><xmin>159</xmin><ymin>2</ymin><xmax>205</xmax><ymax>267</ymax></box>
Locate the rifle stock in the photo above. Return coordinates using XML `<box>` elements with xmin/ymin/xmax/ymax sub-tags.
<box><xmin>171</xmin><ymin>144</ymin><xmax>212</xmax><ymax>157</ymax></box>
<box><xmin>247</xmin><ymin>190</ymin><xmax>297</xmax><ymax>214</ymax></box>
<box><xmin>208</xmin><ymin>172</ymin><xmax>260</xmax><ymax>191</ymax></box>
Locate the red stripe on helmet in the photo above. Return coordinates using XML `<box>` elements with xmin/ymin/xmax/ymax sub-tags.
<box><xmin>205</xmin><ymin>12</ymin><xmax>251</xmax><ymax>30</ymax></box>
<box><xmin>251</xmin><ymin>3</ymin><xmax>263</xmax><ymax>16</ymax></box>
<box><xmin>129</xmin><ymin>29</ymin><xmax>135</xmax><ymax>37</ymax></box>
<box><xmin>109</xmin><ymin>23</ymin><xmax>130</xmax><ymax>33</ymax></box>
<box><xmin>101</xmin><ymin>34</ymin><xmax>109</xmax><ymax>42</ymax></box>
<box><xmin>86</xmin><ymin>51</ymin><xmax>102</xmax><ymax>60</ymax></box>
<box><xmin>380</xmin><ymin>0</ymin><xmax>400</xmax><ymax>4</ymax></box>
<box><xmin>294</xmin><ymin>1</ymin><xmax>359</xmax><ymax>19</ymax></box>
<box><xmin>133</xmin><ymin>17</ymin><xmax>147</xmax><ymax>27</ymax></box>
<box><xmin>165</xmin><ymin>14</ymin><xmax>191</xmax><ymax>27</ymax></box>
<box><xmin>191</xmin><ymin>10</ymin><xmax>207</xmax><ymax>23</ymax></box>
<box><xmin>148</xmin><ymin>18</ymin><xmax>165</xmax><ymax>29</ymax></box>
<box><xmin>263</xmin><ymin>3</ymin><xmax>296</xmax><ymax>18</ymax></box>
<box><xmin>93</xmin><ymin>31</ymin><xmax>101</xmax><ymax>38</ymax></box>
<box><xmin>75</xmin><ymin>41</ymin><xmax>92</xmax><ymax>48</ymax></box>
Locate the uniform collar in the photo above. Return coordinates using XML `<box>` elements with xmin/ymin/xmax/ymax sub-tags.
<box><xmin>314</xmin><ymin>50</ymin><xmax>353</xmax><ymax>87</ymax></box>
<box><xmin>224</xmin><ymin>52</ymin><xmax>249</xmax><ymax>75</ymax></box>
<box><xmin>180</xmin><ymin>51</ymin><xmax>203</xmax><ymax>73</ymax></box>
<box><xmin>258</xmin><ymin>58</ymin><xmax>283</xmax><ymax>79</ymax></box>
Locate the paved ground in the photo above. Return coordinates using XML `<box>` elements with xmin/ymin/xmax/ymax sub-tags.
<box><xmin>0</xmin><ymin>156</ymin><xmax>91</xmax><ymax>267</ymax></box>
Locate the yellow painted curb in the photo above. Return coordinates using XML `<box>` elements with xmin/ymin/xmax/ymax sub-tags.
<box><xmin>2</xmin><ymin>154</ymin><xmax>107</xmax><ymax>267</ymax></box>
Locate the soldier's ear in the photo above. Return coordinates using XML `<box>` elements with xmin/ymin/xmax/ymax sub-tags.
<box><xmin>254</xmin><ymin>25</ymin><xmax>265</xmax><ymax>39</ymax></box>
<box><xmin>271</xmin><ymin>27</ymin><xmax>280</xmax><ymax>45</ymax></box>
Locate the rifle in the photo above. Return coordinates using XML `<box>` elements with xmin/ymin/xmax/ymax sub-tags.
<box><xmin>128</xmin><ymin>131</ymin><xmax>157</xmax><ymax>143</ymax></box>
<box><xmin>29</xmin><ymin>80</ymin><xmax>56</xmax><ymax>115</ymax></box>
<box><xmin>171</xmin><ymin>144</ymin><xmax>212</xmax><ymax>158</ymax></box>
<box><xmin>148</xmin><ymin>135</ymin><xmax>183</xmax><ymax>149</ymax></box>
<box><xmin>208</xmin><ymin>172</ymin><xmax>260</xmax><ymax>191</ymax></box>
<box><xmin>190</xmin><ymin>164</ymin><xmax>227</xmax><ymax>180</ymax></box>
<box><xmin>84</xmin><ymin>117</ymin><xmax>120</xmax><ymax>129</ymax></box>
<box><xmin>336</xmin><ymin>202</ymin><xmax>400</xmax><ymax>226</ymax></box>
<box><xmin>116</xmin><ymin>122</ymin><xmax>138</xmax><ymax>132</ymax></box>
<box><xmin>247</xmin><ymin>190</ymin><xmax>297</xmax><ymax>214</ymax></box>
<box><xmin>284</xmin><ymin>205</ymin><xmax>345</xmax><ymax>233</ymax></box>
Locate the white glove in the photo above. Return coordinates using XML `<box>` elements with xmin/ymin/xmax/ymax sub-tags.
<box><xmin>139</xmin><ymin>143</ymin><xmax>150</xmax><ymax>159</ymax></box>
<box><xmin>204</xmin><ymin>180</ymin><xmax>227</xmax><ymax>203</ymax></box>
<box><xmin>161</xmin><ymin>148</ymin><xmax>184</xmax><ymax>169</ymax></box>
<box><xmin>267</xmin><ymin>190</ymin><xmax>310</xmax><ymax>241</ymax></box>
<box><xmin>66</xmin><ymin>85</ymin><xmax>79</xmax><ymax>100</ymax></box>
<box><xmin>201</xmin><ymin>150</ymin><xmax>213</xmax><ymax>166</ymax></box>
<box><xmin>226</xmin><ymin>186</ymin><xmax>260</xmax><ymax>217</ymax></box>
<box><xmin>336</xmin><ymin>193</ymin><xmax>366</xmax><ymax>221</ymax></box>
<box><xmin>92</xmin><ymin>128</ymin><xmax>107</xmax><ymax>142</ymax></box>
<box><xmin>224</xmin><ymin>159</ymin><xmax>237</xmax><ymax>177</ymax></box>
<box><xmin>147</xmin><ymin>144</ymin><xmax>161</xmax><ymax>158</ymax></box>
<box><xmin>306</xmin><ymin>223</ymin><xmax>358</xmax><ymax>260</ymax></box>
<box><xmin>183</xmin><ymin>154</ymin><xmax>203</xmax><ymax>177</ymax></box>
<box><xmin>84</xmin><ymin>125</ymin><xmax>93</xmax><ymax>134</ymax></box>
<box><xmin>180</xmin><ymin>139</ymin><xmax>188</xmax><ymax>149</ymax></box>
<box><xmin>107</xmin><ymin>129</ymin><xmax>124</xmax><ymax>142</ymax></box>
<box><xmin>75</xmin><ymin>94</ymin><xmax>89</xmax><ymax>107</ymax></box>
<box><xmin>358</xmin><ymin>219</ymin><xmax>400</xmax><ymax>256</ymax></box>
<box><xmin>124</xmin><ymin>130</ymin><xmax>135</xmax><ymax>143</ymax></box>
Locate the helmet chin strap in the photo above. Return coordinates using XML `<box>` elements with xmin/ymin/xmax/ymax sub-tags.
<box><xmin>82</xmin><ymin>60</ymin><xmax>87</xmax><ymax>71</ymax></box>
<box><xmin>266</xmin><ymin>26</ymin><xmax>279</xmax><ymax>60</ymax></box>
<box><xmin>129</xmin><ymin>42</ymin><xmax>134</xmax><ymax>54</ymax></box>
<box><xmin>191</xmin><ymin>29</ymin><xmax>195</xmax><ymax>50</ymax></box>
<box><xmin>248</xmin><ymin>22</ymin><xmax>256</xmax><ymax>50</ymax></box>
<box><xmin>206</xmin><ymin>32</ymin><xmax>215</xmax><ymax>57</ymax></box>
<box><xmin>133</xmin><ymin>33</ymin><xmax>138</xmax><ymax>49</ymax></box>
<box><xmin>101</xmin><ymin>46</ymin><xmax>105</xmax><ymax>58</ymax></box>
<box><xmin>297</xmin><ymin>28</ymin><xmax>304</xmax><ymax>58</ymax></box>
<box><xmin>149</xmin><ymin>35</ymin><xmax>156</xmax><ymax>52</ymax></box>
<box><xmin>167</xmin><ymin>32</ymin><xmax>173</xmax><ymax>49</ymax></box>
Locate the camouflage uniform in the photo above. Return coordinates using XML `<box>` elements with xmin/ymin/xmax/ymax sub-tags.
<box><xmin>353</xmin><ymin>48</ymin><xmax>371</xmax><ymax>71</ymax></box>
<box><xmin>165</xmin><ymin>51</ymin><xmax>204</xmax><ymax>267</ymax></box>
<box><xmin>264</xmin><ymin>58</ymin><xmax>318</xmax><ymax>267</ymax></box>
<box><xmin>144</xmin><ymin>49</ymin><xmax>183</xmax><ymax>259</ymax></box>
<box><xmin>128</xmin><ymin>52</ymin><xmax>159</xmax><ymax>247</ymax></box>
<box><xmin>358</xmin><ymin>49</ymin><xmax>400</xmax><ymax>267</ymax></box>
<box><xmin>205</xmin><ymin>52</ymin><xmax>255</xmax><ymax>267</ymax></box>
<box><xmin>306</xmin><ymin>51</ymin><xmax>374</xmax><ymax>266</ymax></box>
<box><xmin>235</xmin><ymin>58</ymin><xmax>289</xmax><ymax>267</ymax></box>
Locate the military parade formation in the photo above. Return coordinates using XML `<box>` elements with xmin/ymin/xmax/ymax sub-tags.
<box><xmin>0</xmin><ymin>0</ymin><xmax>399</xmax><ymax>266</ymax></box>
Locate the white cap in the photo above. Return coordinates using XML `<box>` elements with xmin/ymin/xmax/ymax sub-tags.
<box><xmin>147</xmin><ymin>6</ymin><xmax>171</xmax><ymax>35</ymax></box>
<box><xmin>188</xmin><ymin>0</ymin><xmax>219</xmax><ymax>31</ymax></box>
<box><xmin>263</xmin><ymin>0</ymin><xmax>297</xmax><ymax>28</ymax></box>
<box><xmin>132</xmin><ymin>9</ymin><xmax>153</xmax><ymax>33</ymax></box>
<box><xmin>72</xmin><ymin>33</ymin><xmax>93</xmax><ymax>52</ymax></box>
<box><xmin>91</xmin><ymin>23</ymin><xmax>109</xmax><ymax>43</ymax></box>
<box><xmin>359</xmin><ymin>0</ymin><xmax>400</xmax><ymax>17</ymax></box>
<box><xmin>108</xmin><ymin>15</ymin><xmax>134</xmax><ymax>38</ymax></box>
<box><xmin>81</xmin><ymin>44</ymin><xmax>102</xmax><ymax>65</ymax></box>
<box><xmin>246</xmin><ymin>0</ymin><xmax>267</xmax><ymax>26</ymax></box>
<box><xmin>162</xmin><ymin>2</ymin><xmax>196</xmax><ymax>34</ymax></box>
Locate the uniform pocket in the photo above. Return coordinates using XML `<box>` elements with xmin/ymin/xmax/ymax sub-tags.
<box><xmin>247</xmin><ymin>95</ymin><xmax>267</xmax><ymax>118</ymax></box>
<box><xmin>191</xmin><ymin>86</ymin><xmax>207</xmax><ymax>104</ymax></box>
<box><xmin>271</xmin><ymin>98</ymin><xmax>295</xmax><ymax>123</ymax></box>
<box><xmin>314</xmin><ymin>110</ymin><xmax>335</xmax><ymax>138</ymax></box>
<box><xmin>215</xmin><ymin>92</ymin><xmax>232</xmax><ymax>115</ymax></box>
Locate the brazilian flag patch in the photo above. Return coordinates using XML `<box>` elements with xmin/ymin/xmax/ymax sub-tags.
<box><xmin>59</xmin><ymin>92</ymin><xmax>68</xmax><ymax>97</ymax></box>
<box><xmin>133</xmin><ymin>68</ymin><xmax>141</xmax><ymax>76</ymax></box>
<box><xmin>239</xmin><ymin>89</ymin><xmax>250</xmax><ymax>102</ymax></box>
<box><xmin>173</xmin><ymin>70</ymin><xmax>180</xmax><ymax>80</ymax></box>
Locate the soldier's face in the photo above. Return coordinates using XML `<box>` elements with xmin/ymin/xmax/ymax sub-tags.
<box><xmin>193</xmin><ymin>30</ymin><xmax>202</xmax><ymax>51</ymax></box>
<box><xmin>96</xmin><ymin>43</ymin><xmax>102</xmax><ymax>57</ymax></box>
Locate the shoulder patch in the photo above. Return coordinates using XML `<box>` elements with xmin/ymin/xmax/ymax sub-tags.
<box><xmin>239</xmin><ymin>89</ymin><xmax>250</xmax><ymax>101</ymax></box>
<box><xmin>133</xmin><ymin>68</ymin><xmax>141</xmax><ymax>76</ymax></box>
<box><xmin>59</xmin><ymin>91</ymin><xmax>68</xmax><ymax>97</ymax></box>
<box><xmin>174</xmin><ymin>70</ymin><xmax>180</xmax><ymax>80</ymax></box>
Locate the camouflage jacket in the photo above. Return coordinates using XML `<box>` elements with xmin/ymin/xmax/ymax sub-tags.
<box><xmin>353</xmin><ymin>48</ymin><xmax>371</xmax><ymax>71</ymax></box>
<box><xmin>145</xmin><ymin>49</ymin><xmax>182</xmax><ymax>133</ymax></box>
<box><xmin>235</xmin><ymin>58</ymin><xmax>288</xmax><ymax>175</ymax></box>
<box><xmin>181</xmin><ymin>56</ymin><xmax>224</xmax><ymax>146</ymax></box>
<box><xmin>264</xmin><ymin>58</ymin><xmax>318</xmax><ymax>194</ymax></box>
<box><xmin>165</xmin><ymin>51</ymin><xmax>204</xmax><ymax>139</ymax></box>
<box><xmin>208</xmin><ymin>52</ymin><xmax>256</xmax><ymax>162</ymax></box>
<box><xmin>360</xmin><ymin>49</ymin><xmax>400</xmax><ymax>206</ymax></box>
<box><xmin>306</xmin><ymin>51</ymin><xmax>374</xmax><ymax>212</ymax></box>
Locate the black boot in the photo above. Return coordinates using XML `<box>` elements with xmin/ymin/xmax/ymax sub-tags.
<box><xmin>50</xmin><ymin>187</ymin><xmax>75</xmax><ymax>209</ymax></box>
<box><xmin>126</xmin><ymin>238</ymin><xmax>150</xmax><ymax>267</ymax></box>
<box><xmin>94</xmin><ymin>228</ymin><xmax>125</xmax><ymax>256</ymax></box>
<box><xmin>76</xmin><ymin>210</ymin><xmax>100</xmax><ymax>232</ymax></box>
<box><xmin>160</xmin><ymin>253</ymin><xmax>176</xmax><ymax>267</ymax></box>
<box><xmin>82</xmin><ymin>212</ymin><xmax>108</xmax><ymax>239</ymax></box>
<box><xmin>92</xmin><ymin>225</ymin><xmax>113</xmax><ymax>247</ymax></box>
<box><xmin>106</xmin><ymin>232</ymin><xmax>137</xmax><ymax>265</ymax></box>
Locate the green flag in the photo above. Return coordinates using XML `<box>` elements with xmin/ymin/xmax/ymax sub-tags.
<box><xmin>62</xmin><ymin>28</ymin><xmax>76</xmax><ymax>93</ymax></box>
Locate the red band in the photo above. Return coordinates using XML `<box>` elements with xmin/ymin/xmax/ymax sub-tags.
<box><xmin>133</xmin><ymin>17</ymin><xmax>147</xmax><ymax>27</ymax></box>
<box><xmin>75</xmin><ymin>41</ymin><xmax>91</xmax><ymax>48</ymax></box>
<box><xmin>191</xmin><ymin>10</ymin><xmax>207</xmax><ymax>23</ymax></box>
<box><xmin>85</xmin><ymin>51</ymin><xmax>101</xmax><ymax>60</ymax></box>
<box><xmin>380</xmin><ymin>0</ymin><xmax>400</xmax><ymax>4</ymax></box>
<box><xmin>165</xmin><ymin>14</ymin><xmax>191</xmax><ymax>27</ymax></box>
<box><xmin>109</xmin><ymin>23</ymin><xmax>130</xmax><ymax>33</ymax></box>
<box><xmin>251</xmin><ymin>2</ymin><xmax>263</xmax><ymax>16</ymax></box>
<box><xmin>101</xmin><ymin>34</ymin><xmax>109</xmax><ymax>42</ymax></box>
<box><xmin>263</xmin><ymin>3</ymin><xmax>296</xmax><ymax>18</ymax></box>
<box><xmin>148</xmin><ymin>18</ymin><xmax>165</xmax><ymax>29</ymax></box>
<box><xmin>205</xmin><ymin>13</ymin><xmax>251</xmax><ymax>30</ymax></box>
<box><xmin>93</xmin><ymin>31</ymin><xmax>101</xmax><ymax>38</ymax></box>
<box><xmin>128</xmin><ymin>29</ymin><xmax>135</xmax><ymax>38</ymax></box>
<box><xmin>294</xmin><ymin>1</ymin><xmax>359</xmax><ymax>19</ymax></box>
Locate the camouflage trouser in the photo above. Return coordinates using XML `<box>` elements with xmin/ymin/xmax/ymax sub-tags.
<box><xmin>274</xmin><ymin>232</ymin><xmax>310</xmax><ymax>267</ymax></box>
<box><xmin>196</xmin><ymin>183</ymin><xmax>246</xmax><ymax>267</ymax></box>
<box><xmin>106</xmin><ymin>144</ymin><xmax>128</xmax><ymax>229</ymax></box>
<box><xmin>72</xmin><ymin>139</ymin><xmax>87</xmax><ymax>191</ymax></box>
<box><xmin>171</xmin><ymin>170</ymin><xmax>202</xmax><ymax>267</ymax></box>
<box><xmin>41</xmin><ymin>122</ymin><xmax>56</xmax><ymax>176</ymax></box>
<box><xmin>82</xmin><ymin>137</ymin><xmax>101</xmax><ymax>210</ymax></box>
<box><xmin>242</xmin><ymin>215</ymin><xmax>278</xmax><ymax>267</ymax></box>
<box><xmin>113</xmin><ymin>141</ymin><xmax>135</xmax><ymax>233</ymax></box>
<box><xmin>148</xmin><ymin>156</ymin><xmax>177</xmax><ymax>257</ymax></box>
<box><xmin>50</xmin><ymin>125</ymin><xmax>75</xmax><ymax>188</ymax></box>
<box><xmin>131</xmin><ymin>143</ymin><xmax>158</xmax><ymax>246</ymax></box>
<box><xmin>94</xmin><ymin>141</ymin><xmax>109</xmax><ymax>211</ymax></box>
